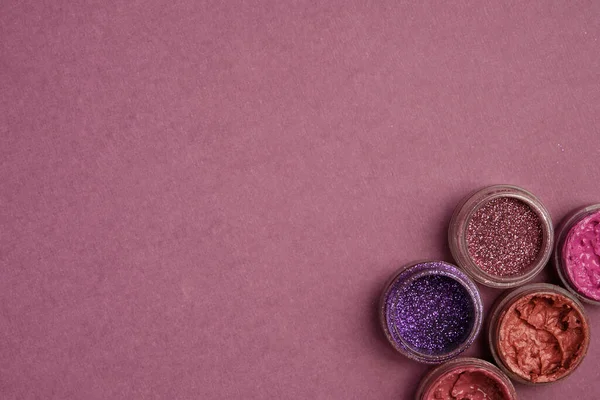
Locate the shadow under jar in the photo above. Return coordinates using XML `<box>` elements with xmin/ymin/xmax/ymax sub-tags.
<box><xmin>379</xmin><ymin>261</ymin><xmax>483</xmax><ymax>364</ymax></box>
<box><xmin>488</xmin><ymin>283</ymin><xmax>590</xmax><ymax>384</ymax></box>
<box><xmin>415</xmin><ymin>357</ymin><xmax>517</xmax><ymax>400</ymax></box>
<box><xmin>449</xmin><ymin>185</ymin><xmax>553</xmax><ymax>288</ymax></box>
<box><xmin>554</xmin><ymin>204</ymin><xmax>600</xmax><ymax>305</ymax></box>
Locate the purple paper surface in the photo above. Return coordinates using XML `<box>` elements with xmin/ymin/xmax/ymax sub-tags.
<box><xmin>1</xmin><ymin>1</ymin><xmax>600</xmax><ymax>399</ymax></box>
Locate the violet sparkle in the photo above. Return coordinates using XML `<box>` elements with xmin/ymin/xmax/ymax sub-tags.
<box><xmin>385</xmin><ymin>267</ymin><xmax>476</xmax><ymax>355</ymax></box>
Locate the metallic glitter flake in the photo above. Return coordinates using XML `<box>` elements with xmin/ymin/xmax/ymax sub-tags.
<box><xmin>466</xmin><ymin>197</ymin><xmax>543</xmax><ymax>277</ymax></box>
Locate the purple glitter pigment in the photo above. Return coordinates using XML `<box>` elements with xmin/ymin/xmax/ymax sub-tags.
<box><xmin>393</xmin><ymin>275</ymin><xmax>474</xmax><ymax>353</ymax></box>
<box><xmin>380</xmin><ymin>261</ymin><xmax>483</xmax><ymax>364</ymax></box>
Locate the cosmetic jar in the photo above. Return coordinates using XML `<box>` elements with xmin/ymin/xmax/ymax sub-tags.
<box><xmin>488</xmin><ymin>283</ymin><xmax>589</xmax><ymax>384</ymax></box>
<box><xmin>415</xmin><ymin>357</ymin><xmax>517</xmax><ymax>400</ymax></box>
<box><xmin>449</xmin><ymin>185</ymin><xmax>553</xmax><ymax>288</ymax></box>
<box><xmin>379</xmin><ymin>261</ymin><xmax>483</xmax><ymax>364</ymax></box>
<box><xmin>554</xmin><ymin>204</ymin><xmax>600</xmax><ymax>305</ymax></box>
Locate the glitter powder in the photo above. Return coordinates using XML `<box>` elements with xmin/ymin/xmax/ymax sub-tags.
<box><xmin>391</xmin><ymin>275</ymin><xmax>474</xmax><ymax>354</ymax></box>
<box><xmin>450</xmin><ymin>185</ymin><xmax>553</xmax><ymax>288</ymax></box>
<box><xmin>381</xmin><ymin>261</ymin><xmax>481</xmax><ymax>362</ymax></box>
<box><xmin>466</xmin><ymin>197</ymin><xmax>543</xmax><ymax>277</ymax></box>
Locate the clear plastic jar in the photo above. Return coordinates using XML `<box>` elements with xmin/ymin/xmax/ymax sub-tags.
<box><xmin>554</xmin><ymin>204</ymin><xmax>600</xmax><ymax>305</ymax></box>
<box><xmin>488</xmin><ymin>283</ymin><xmax>590</xmax><ymax>384</ymax></box>
<box><xmin>379</xmin><ymin>261</ymin><xmax>483</xmax><ymax>364</ymax></box>
<box><xmin>415</xmin><ymin>357</ymin><xmax>517</xmax><ymax>400</ymax></box>
<box><xmin>449</xmin><ymin>185</ymin><xmax>553</xmax><ymax>288</ymax></box>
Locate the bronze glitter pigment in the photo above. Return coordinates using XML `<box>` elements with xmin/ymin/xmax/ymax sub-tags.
<box><xmin>466</xmin><ymin>197</ymin><xmax>543</xmax><ymax>277</ymax></box>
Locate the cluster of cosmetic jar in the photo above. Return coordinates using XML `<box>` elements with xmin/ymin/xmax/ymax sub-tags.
<box><xmin>378</xmin><ymin>185</ymin><xmax>598</xmax><ymax>399</ymax></box>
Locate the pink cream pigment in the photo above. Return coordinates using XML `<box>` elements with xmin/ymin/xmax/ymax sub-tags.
<box><xmin>562</xmin><ymin>209</ymin><xmax>600</xmax><ymax>301</ymax></box>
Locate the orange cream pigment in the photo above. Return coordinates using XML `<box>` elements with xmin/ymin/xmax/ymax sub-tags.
<box><xmin>497</xmin><ymin>292</ymin><xmax>588</xmax><ymax>383</ymax></box>
<box><xmin>423</xmin><ymin>367</ymin><xmax>512</xmax><ymax>399</ymax></box>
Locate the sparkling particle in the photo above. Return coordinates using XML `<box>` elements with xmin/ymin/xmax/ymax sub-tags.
<box><xmin>466</xmin><ymin>197</ymin><xmax>543</xmax><ymax>277</ymax></box>
<box><xmin>387</xmin><ymin>271</ymin><xmax>475</xmax><ymax>355</ymax></box>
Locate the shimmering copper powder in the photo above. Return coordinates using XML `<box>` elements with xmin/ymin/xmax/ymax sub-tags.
<box><xmin>466</xmin><ymin>197</ymin><xmax>543</xmax><ymax>277</ymax></box>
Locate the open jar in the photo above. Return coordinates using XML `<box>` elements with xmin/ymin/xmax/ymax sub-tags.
<box><xmin>379</xmin><ymin>261</ymin><xmax>483</xmax><ymax>363</ymax></box>
<box><xmin>449</xmin><ymin>185</ymin><xmax>553</xmax><ymax>288</ymax></box>
<box><xmin>554</xmin><ymin>204</ymin><xmax>600</xmax><ymax>305</ymax></box>
<box><xmin>488</xmin><ymin>283</ymin><xmax>590</xmax><ymax>384</ymax></box>
<box><xmin>415</xmin><ymin>357</ymin><xmax>517</xmax><ymax>400</ymax></box>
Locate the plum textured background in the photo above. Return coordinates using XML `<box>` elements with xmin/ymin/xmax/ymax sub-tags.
<box><xmin>1</xmin><ymin>1</ymin><xmax>600</xmax><ymax>399</ymax></box>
